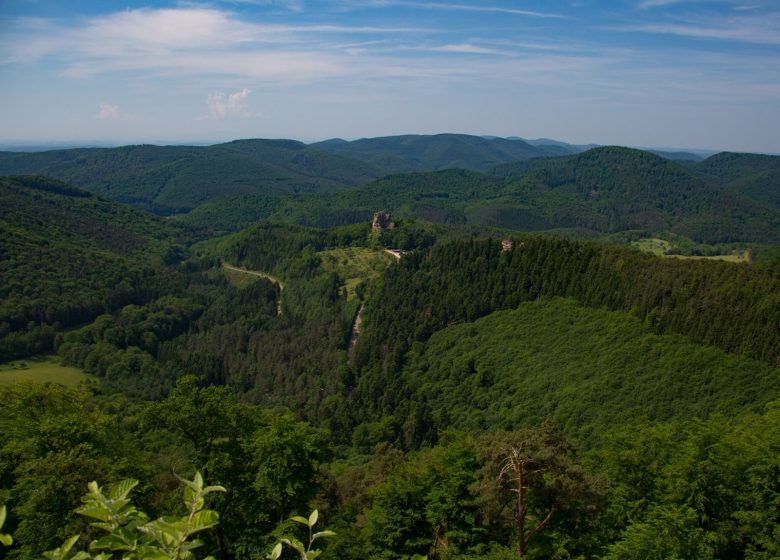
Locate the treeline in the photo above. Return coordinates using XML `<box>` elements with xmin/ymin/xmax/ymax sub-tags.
<box><xmin>355</xmin><ymin>237</ymin><xmax>780</xmax><ymax>377</ymax></box>
<box><xmin>2</xmin><ymin>380</ymin><xmax>778</xmax><ymax>560</ymax></box>
<box><xmin>324</xmin><ymin>408</ymin><xmax>780</xmax><ymax>560</ymax></box>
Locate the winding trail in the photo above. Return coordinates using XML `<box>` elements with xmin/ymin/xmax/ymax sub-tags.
<box><xmin>348</xmin><ymin>304</ymin><xmax>365</xmax><ymax>352</ymax></box>
<box><xmin>222</xmin><ymin>263</ymin><xmax>284</xmax><ymax>316</ymax></box>
<box><xmin>384</xmin><ymin>248</ymin><xmax>403</xmax><ymax>260</ymax></box>
<box><xmin>347</xmin><ymin>249</ymin><xmax>401</xmax><ymax>353</ymax></box>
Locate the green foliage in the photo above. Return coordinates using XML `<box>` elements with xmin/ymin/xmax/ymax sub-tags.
<box><xmin>0</xmin><ymin>383</ymin><xmax>143</xmax><ymax>557</ymax></box>
<box><xmin>44</xmin><ymin>472</ymin><xmax>224</xmax><ymax>560</ymax></box>
<box><xmin>473</xmin><ymin>427</ymin><xmax>600</xmax><ymax>559</ymax></box>
<box><xmin>269</xmin><ymin>510</ymin><xmax>336</xmax><ymax>560</ymax></box>
<box><xmin>143</xmin><ymin>376</ymin><xmax>330</xmax><ymax>559</ymax></box>
<box><xmin>361</xmin><ymin>434</ymin><xmax>482</xmax><ymax>559</ymax></box>
<box><xmin>597</xmin><ymin>406</ymin><xmax>780</xmax><ymax>559</ymax></box>
<box><xmin>0</xmin><ymin>504</ymin><xmax>12</xmax><ymax>546</ymax></box>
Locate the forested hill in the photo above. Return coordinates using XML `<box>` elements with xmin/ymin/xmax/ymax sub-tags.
<box><xmin>488</xmin><ymin>147</ymin><xmax>780</xmax><ymax>242</ymax></box>
<box><xmin>397</xmin><ymin>298</ymin><xmax>780</xmax><ymax>443</ymax></box>
<box><xmin>311</xmin><ymin>133</ymin><xmax>571</xmax><ymax>174</ymax></box>
<box><xmin>688</xmin><ymin>151</ymin><xmax>780</xmax><ymax>211</ymax></box>
<box><xmin>0</xmin><ymin>175</ymin><xmax>186</xmax><ymax>360</ymax></box>
<box><xmin>0</xmin><ymin>139</ymin><xmax>382</xmax><ymax>214</ymax></box>
<box><xmin>273</xmin><ymin>147</ymin><xmax>780</xmax><ymax>244</ymax></box>
<box><xmin>355</xmin><ymin>237</ymin><xmax>780</xmax><ymax>376</ymax></box>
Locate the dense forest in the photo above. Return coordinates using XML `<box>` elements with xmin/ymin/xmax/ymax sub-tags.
<box><xmin>1</xmin><ymin>136</ymin><xmax>779</xmax><ymax>560</ymax></box>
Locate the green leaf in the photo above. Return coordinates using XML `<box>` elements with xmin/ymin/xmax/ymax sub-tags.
<box><xmin>136</xmin><ymin>545</ymin><xmax>172</xmax><ymax>560</ymax></box>
<box><xmin>43</xmin><ymin>535</ymin><xmax>81</xmax><ymax>560</ymax></box>
<box><xmin>312</xmin><ymin>531</ymin><xmax>336</xmax><ymax>541</ymax></box>
<box><xmin>291</xmin><ymin>516</ymin><xmax>309</xmax><ymax>526</ymax></box>
<box><xmin>0</xmin><ymin>534</ymin><xmax>12</xmax><ymax>546</ymax></box>
<box><xmin>268</xmin><ymin>542</ymin><xmax>282</xmax><ymax>560</ymax></box>
<box><xmin>91</xmin><ymin>534</ymin><xmax>134</xmax><ymax>552</ymax></box>
<box><xmin>281</xmin><ymin>538</ymin><xmax>305</xmax><ymax>554</ymax></box>
<box><xmin>0</xmin><ymin>505</ymin><xmax>6</xmax><ymax>528</ymax></box>
<box><xmin>308</xmin><ymin>510</ymin><xmax>318</xmax><ymax>527</ymax></box>
<box><xmin>308</xmin><ymin>551</ymin><xmax>321</xmax><ymax>560</ymax></box>
<box><xmin>108</xmin><ymin>479</ymin><xmax>139</xmax><ymax>501</ymax></box>
<box><xmin>74</xmin><ymin>505</ymin><xmax>112</xmax><ymax>522</ymax></box>
<box><xmin>189</xmin><ymin>510</ymin><xmax>219</xmax><ymax>531</ymax></box>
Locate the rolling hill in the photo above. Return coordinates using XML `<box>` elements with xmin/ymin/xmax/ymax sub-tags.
<box><xmin>0</xmin><ymin>139</ymin><xmax>382</xmax><ymax>214</ymax></box>
<box><xmin>269</xmin><ymin>147</ymin><xmax>780</xmax><ymax>244</ymax></box>
<box><xmin>689</xmin><ymin>151</ymin><xmax>780</xmax><ymax>211</ymax></box>
<box><xmin>310</xmin><ymin>133</ymin><xmax>571</xmax><ymax>174</ymax></box>
<box><xmin>0</xmin><ymin>175</ymin><xmax>184</xmax><ymax>359</ymax></box>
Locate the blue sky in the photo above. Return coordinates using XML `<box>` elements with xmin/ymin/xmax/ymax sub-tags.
<box><xmin>0</xmin><ymin>0</ymin><xmax>778</xmax><ymax>152</ymax></box>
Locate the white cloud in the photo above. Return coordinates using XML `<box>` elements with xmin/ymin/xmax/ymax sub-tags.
<box><xmin>96</xmin><ymin>102</ymin><xmax>121</xmax><ymax>119</ymax></box>
<box><xmin>430</xmin><ymin>44</ymin><xmax>507</xmax><ymax>55</ymax></box>
<box><xmin>344</xmin><ymin>0</ymin><xmax>566</xmax><ymax>18</ymax></box>
<box><xmin>637</xmin><ymin>0</ymin><xmax>685</xmax><ymax>8</ymax></box>
<box><xmin>0</xmin><ymin>8</ymin><xmax>428</xmax><ymax>76</ymax></box>
<box><xmin>206</xmin><ymin>88</ymin><xmax>253</xmax><ymax>118</ymax></box>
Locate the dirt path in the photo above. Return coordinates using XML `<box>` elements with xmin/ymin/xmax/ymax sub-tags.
<box><xmin>222</xmin><ymin>263</ymin><xmax>284</xmax><ymax>289</ymax></box>
<box><xmin>348</xmin><ymin>304</ymin><xmax>365</xmax><ymax>352</ymax></box>
<box><xmin>222</xmin><ymin>263</ymin><xmax>284</xmax><ymax>316</ymax></box>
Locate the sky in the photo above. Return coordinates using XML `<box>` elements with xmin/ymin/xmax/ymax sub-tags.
<box><xmin>0</xmin><ymin>0</ymin><xmax>778</xmax><ymax>152</ymax></box>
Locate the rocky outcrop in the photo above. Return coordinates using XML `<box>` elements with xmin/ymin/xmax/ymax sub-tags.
<box><xmin>372</xmin><ymin>211</ymin><xmax>395</xmax><ymax>230</ymax></box>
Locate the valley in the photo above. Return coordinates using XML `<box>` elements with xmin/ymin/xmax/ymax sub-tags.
<box><xmin>0</xmin><ymin>135</ymin><xmax>778</xmax><ymax>560</ymax></box>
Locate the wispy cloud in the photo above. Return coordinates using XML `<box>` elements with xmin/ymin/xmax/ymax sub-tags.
<box><xmin>429</xmin><ymin>43</ymin><xmax>508</xmax><ymax>55</ymax></box>
<box><xmin>347</xmin><ymin>0</ymin><xmax>566</xmax><ymax>19</ymax></box>
<box><xmin>637</xmin><ymin>0</ymin><xmax>685</xmax><ymax>8</ymax></box>
<box><xmin>618</xmin><ymin>12</ymin><xmax>780</xmax><ymax>44</ymax></box>
<box><xmin>222</xmin><ymin>0</ymin><xmax>305</xmax><ymax>10</ymax></box>
<box><xmin>0</xmin><ymin>8</ymin><xmax>428</xmax><ymax>68</ymax></box>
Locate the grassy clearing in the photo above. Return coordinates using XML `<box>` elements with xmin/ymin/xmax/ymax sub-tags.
<box><xmin>318</xmin><ymin>247</ymin><xmax>396</xmax><ymax>299</ymax></box>
<box><xmin>669</xmin><ymin>251</ymin><xmax>751</xmax><ymax>263</ymax></box>
<box><xmin>631</xmin><ymin>238</ymin><xmax>671</xmax><ymax>256</ymax></box>
<box><xmin>0</xmin><ymin>355</ymin><xmax>90</xmax><ymax>386</ymax></box>
<box><xmin>632</xmin><ymin>238</ymin><xmax>751</xmax><ymax>263</ymax></box>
